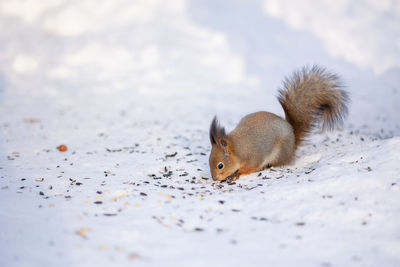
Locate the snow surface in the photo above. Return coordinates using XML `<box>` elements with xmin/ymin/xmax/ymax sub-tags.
<box><xmin>0</xmin><ymin>0</ymin><xmax>400</xmax><ymax>266</ymax></box>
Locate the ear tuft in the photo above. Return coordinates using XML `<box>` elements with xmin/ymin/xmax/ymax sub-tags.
<box><xmin>209</xmin><ymin>116</ymin><xmax>226</xmax><ymax>145</ymax></box>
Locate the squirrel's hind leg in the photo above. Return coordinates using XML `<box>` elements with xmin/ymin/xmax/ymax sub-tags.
<box><xmin>260</xmin><ymin>163</ymin><xmax>271</xmax><ymax>171</ymax></box>
<box><xmin>261</xmin><ymin>137</ymin><xmax>295</xmax><ymax>168</ymax></box>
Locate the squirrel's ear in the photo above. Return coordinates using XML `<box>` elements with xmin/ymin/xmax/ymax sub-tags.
<box><xmin>220</xmin><ymin>139</ymin><xmax>227</xmax><ymax>147</ymax></box>
<box><xmin>219</xmin><ymin>138</ymin><xmax>233</xmax><ymax>155</ymax></box>
<box><xmin>210</xmin><ymin>116</ymin><xmax>226</xmax><ymax>145</ymax></box>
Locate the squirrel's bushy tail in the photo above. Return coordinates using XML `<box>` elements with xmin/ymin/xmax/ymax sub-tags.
<box><xmin>278</xmin><ymin>65</ymin><xmax>349</xmax><ymax>146</ymax></box>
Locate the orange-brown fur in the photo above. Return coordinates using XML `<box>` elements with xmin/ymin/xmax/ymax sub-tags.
<box><xmin>209</xmin><ymin>65</ymin><xmax>349</xmax><ymax>181</ymax></box>
<box><xmin>278</xmin><ymin>66</ymin><xmax>349</xmax><ymax>145</ymax></box>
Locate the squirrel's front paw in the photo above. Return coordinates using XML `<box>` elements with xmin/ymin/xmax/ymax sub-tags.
<box><xmin>225</xmin><ymin>170</ymin><xmax>240</xmax><ymax>183</ymax></box>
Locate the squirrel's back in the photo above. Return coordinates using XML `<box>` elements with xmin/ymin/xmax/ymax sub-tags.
<box><xmin>278</xmin><ymin>65</ymin><xmax>349</xmax><ymax>146</ymax></box>
<box><xmin>229</xmin><ymin>111</ymin><xmax>295</xmax><ymax>167</ymax></box>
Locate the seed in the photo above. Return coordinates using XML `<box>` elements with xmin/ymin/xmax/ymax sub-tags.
<box><xmin>57</xmin><ymin>145</ymin><xmax>68</xmax><ymax>152</ymax></box>
<box><xmin>165</xmin><ymin>152</ymin><xmax>177</xmax><ymax>158</ymax></box>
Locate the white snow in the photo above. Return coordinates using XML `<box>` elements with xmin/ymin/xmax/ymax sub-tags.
<box><xmin>0</xmin><ymin>1</ymin><xmax>399</xmax><ymax>267</ymax></box>
<box><xmin>263</xmin><ymin>0</ymin><xmax>400</xmax><ymax>75</ymax></box>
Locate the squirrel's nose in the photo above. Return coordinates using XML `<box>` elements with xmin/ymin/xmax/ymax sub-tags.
<box><xmin>211</xmin><ymin>173</ymin><xmax>219</xmax><ymax>181</ymax></box>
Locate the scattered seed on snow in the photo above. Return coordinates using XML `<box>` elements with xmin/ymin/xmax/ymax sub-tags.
<box><xmin>76</xmin><ymin>227</ymin><xmax>91</xmax><ymax>239</ymax></box>
<box><xmin>165</xmin><ymin>152</ymin><xmax>177</xmax><ymax>158</ymax></box>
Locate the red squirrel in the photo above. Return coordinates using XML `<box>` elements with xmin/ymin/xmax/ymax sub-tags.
<box><xmin>209</xmin><ymin>65</ymin><xmax>349</xmax><ymax>182</ymax></box>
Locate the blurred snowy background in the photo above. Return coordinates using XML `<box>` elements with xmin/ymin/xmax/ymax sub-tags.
<box><xmin>1</xmin><ymin>0</ymin><xmax>399</xmax><ymax>134</ymax></box>
<box><xmin>0</xmin><ymin>0</ymin><xmax>399</xmax><ymax>266</ymax></box>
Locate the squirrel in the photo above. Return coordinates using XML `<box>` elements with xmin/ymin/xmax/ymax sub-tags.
<box><xmin>209</xmin><ymin>65</ymin><xmax>349</xmax><ymax>182</ymax></box>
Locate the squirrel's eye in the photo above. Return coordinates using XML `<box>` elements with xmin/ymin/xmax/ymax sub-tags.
<box><xmin>217</xmin><ymin>163</ymin><xmax>224</xmax><ymax>169</ymax></box>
